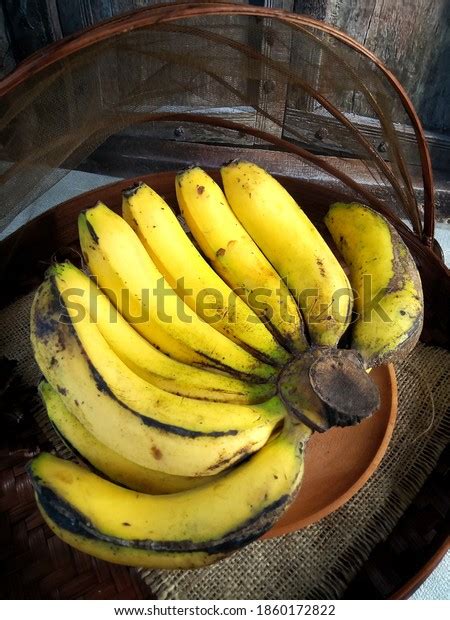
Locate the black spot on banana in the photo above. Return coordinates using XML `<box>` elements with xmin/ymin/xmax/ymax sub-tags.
<box><xmin>325</xmin><ymin>203</ymin><xmax>424</xmax><ymax>367</ymax></box>
<box><xmin>39</xmin><ymin>380</ymin><xmax>223</xmax><ymax>494</ymax></box>
<box><xmin>30</xmin><ymin>273</ymin><xmax>285</xmax><ymax>476</ymax></box>
<box><xmin>122</xmin><ymin>181</ymin><xmax>290</xmax><ymax>367</ymax></box>
<box><xmin>28</xmin><ymin>165</ymin><xmax>426</xmax><ymax>573</ymax></box>
<box><xmin>78</xmin><ymin>205</ymin><xmax>277</xmax><ymax>381</ymax></box>
<box><xmin>28</xmin><ymin>420</ymin><xmax>309</xmax><ymax>569</ymax></box>
<box><xmin>221</xmin><ymin>161</ymin><xmax>353</xmax><ymax>348</ymax></box>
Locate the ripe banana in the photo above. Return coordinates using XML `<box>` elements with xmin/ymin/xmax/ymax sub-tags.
<box><xmin>79</xmin><ymin>203</ymin><xmax>275</xmax><ymax>382</ymax></box>
<box><xmin>325</xmin><ymin>202</ymin><xmax>424</xmax><ymax>367</ymax></box>
<box><xmin>28</xmin><ymin>419</ymin><xmax>309</xmax><ymax>569</ymax></box>
<box><xmin>221</xmin><ymin>161</ymin><xmax>353</xmax><ymax>347</ymax></box>
<box><xmin>28</xmin><ymin>158</ymin><xmax>426</xmax><ymax>572</ymax></box>
<box><xmin>39</xmin><ymin>380</ymin><xmax>214</xmax><ymax>494</ymax></box>
<box><xmin>52</xmin><ymin>262</ymin><xmax>275</xmax><ymax>404</ymax></box>
<box><xmin>31</xmin><ymin>275</ymin><xmax>285</xmax><ymax>476</ymax></box>
<box><xmin>176</xmin><ymin>167</ymin><xmax>308</xmax><ymax>354</ymax></box>
<box><xmin>122</xmin><ymin>182</ymin><xmax>289</xmax><ymax>367</ymax></box>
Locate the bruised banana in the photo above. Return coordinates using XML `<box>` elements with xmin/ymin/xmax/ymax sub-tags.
<box><xmin>176</xmin><ymin>167</ymin><xmax>308</xmax><ymax>354</ymax></box>
<box><xmin>79</xmin><ymin>203</ymin><xmax>275</xmax><ymax>382</ymax></box>
<box><xmin>28</xmin><ymin>419</ymin><xmax>309</xmax><ymax>569</ymax></box>
<box><xmin>221</xmin><ymin>161</ymin><xmax>353</xmax><ymax>347</ymax></box>
<box><xmin>325</xmin><ymin>203</ymin><xmax>424</xmax><ymax>367</ymax></box>
<box><xmin>31</xmin><ymin>276</ymin><xmax>285</xmax><ymax>476</ymax></box>
<box><xmin>39</xmin><ymin>380</ymin><xmax>214</xmax><ymax>494</ymax></box>
<box><xmin>52</xmin><ymin>262</ymin><xmax>275</xmax><ymax>404</ymax></box>
<box><xmin>123</xmin><ymin>182</ymin><xmax>289</xmax><ymax>367</ymax></box>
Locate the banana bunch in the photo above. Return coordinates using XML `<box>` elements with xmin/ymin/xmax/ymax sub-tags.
<box><xmin>29</xmin><ymin>160</ymin><xmax>423</xmax><ymax>569</ymax></box>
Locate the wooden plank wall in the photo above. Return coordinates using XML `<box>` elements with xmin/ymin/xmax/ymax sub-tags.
<box><xmin>0</xmin><ymin>3</ymin><xmax>15</xmax><ymax>77</ymax></box>
<box><xmin>1</xmin><ymin>0</ymin><xmax>449</xmax><ymax>169</ymax></box>
<box><xmin>295</xmin><ymin>0</ymin><xmax>450</xmax><ymax>134</ymax></box>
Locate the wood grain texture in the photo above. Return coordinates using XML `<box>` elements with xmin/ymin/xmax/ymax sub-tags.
<box><xmin>0</xmin><ymin>3</ymin><xmax>15</xmax><ymax>78</ymax></box>
<box><xmin>112</xmin><ymin>110</ymin><xmax>257</xmax><ymax>145</ymax></box>
<box><xmin>294</xmin><ymin>0</ymin><xmax>327</xmax><ymax>20</ymax></box>
<box><xmin>2</xmin><ymin>0</ymin><xmax>62</xmax><ymax>61</ymax></box>
<box><xmin>288</xmin><ymin>0</ymin><xmax>328</xmax><ymax>113</ymax></box>
<box><xmin>284</xmin><ymin>108</ymin><xmax>450</xmax><ymax>172</ymax></box>
<box><xmin>0</xmin><ymin>2</ymin><xmax>436</xmax><ymax>239</ymax></box>
<box><xmin>324</xmin><ymin>0</ymin><xmax>450</xmax><ymax>133</ymax></box>
<box><xmin>2</xmin><ymin>0</ymin><xmax>449</xmax><ymax>139</ymax></box>
<box><xmin>253</xmin><ymin>0</ymin><xmax>294</xmax><ymax>141</ymax></box>
<box><xmin>57</xmin><ymin>0</ymin><xmax>114</xmax><ymax>36</ymax></box>
<box><xmin>111</xmin><ymin>0</ymin><xmax>173</xmax><ymax>12</ymax></box>
<box><xmin>77</xmin><ymin>136</ymin><xmax>450</xmax><ymax>218</ymax></box>
<box><xmin>112</xmin><ymin>3</ymin><xmax>251</xmax><ymax>126</ymax></box>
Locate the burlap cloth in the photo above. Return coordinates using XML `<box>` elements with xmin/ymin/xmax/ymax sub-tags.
<box><xmin>1</xmin><ymin>292</ymin><xmax>449</xmax><ymax>599</ymax></box>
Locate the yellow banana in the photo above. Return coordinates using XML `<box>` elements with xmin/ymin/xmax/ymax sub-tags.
<box><xmin>29</xmin><ymin>159</ymin><xmax>425</xmax><ymax>572</ymax></box>
<box><xmin>31</xmin><ymin>276</ymin><xmax>284</xmax><ymax>476</ymax></box>
<box><xmin>221</xmin><ymin>161</ymin><xmax>353</xmax><ymax>346</ymax></box>
<box><xmin>122</xmin><ymin>182</ymin><xmax>289</xmax><ymax>367</ymax></box>
<box><xmin>176</xmin><ymin>167</ymin><xmax>308</xmax><ymax>354</ymax></box>
<box><xmin>325</xmin><ymin>202</ymin><xmax>424</xmax><ymax>367</ymax></box>
<box><xmin>53</xmin><ymin>262</ymin><xmax>275</xmax><ymax>404</ymax></box>
<box><xmin>79</xmin><ymin>203</ymin><xmax>275</xmax><ymax>382</ymax></box>
<box><xmin>28</xmin><ymin>419</ymin><xmax>309</xmax><ymax>569</ymax></box>
<box><xmin>40</xmin><ymin>380</ymin><xmax>214</xmax><ymax>494</ymax></box>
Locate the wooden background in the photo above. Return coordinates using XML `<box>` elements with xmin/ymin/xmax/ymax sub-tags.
<box><xmin>1</xmin><ymin>0</ymin><xmax>449</xmax><ymax>172</ymax></box>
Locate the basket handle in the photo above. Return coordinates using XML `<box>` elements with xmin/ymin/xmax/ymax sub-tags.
<box><xmin>0</xmin><ymin>1</ymin><xmax>435</xmax><ymax>247</ymax></box>
<box><xmin>289</xmin><ymin>14</ymin><xmax>435</xmax><ymax>248</ymax></box>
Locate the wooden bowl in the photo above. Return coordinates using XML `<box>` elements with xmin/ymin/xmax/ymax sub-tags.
<box><xmin>266</xmin><ymin>364</ymin><xmax>397</xmax><ymax>537</ymax></box>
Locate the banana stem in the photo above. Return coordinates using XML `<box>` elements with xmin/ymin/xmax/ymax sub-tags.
<box><xmin>278</xmin><ymin>348</ymin><xmax>380</xmax><ymax>431</ymax></box>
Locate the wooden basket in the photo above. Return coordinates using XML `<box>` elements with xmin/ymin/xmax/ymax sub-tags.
<box><xmin>1</xmin><ymin>2</ymin><xmax>448</xmax><ymax>600</ymax></box>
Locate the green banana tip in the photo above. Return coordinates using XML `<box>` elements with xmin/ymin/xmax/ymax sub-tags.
<box><xmin>328</xmin><ymin>201</ymin><xmax>366</xmax><ymax>212</ymax></box>
<box><xmin>324</xmin><ymin>203</ymin><xmax>343</xmax><ymax>222</ymax></box>
<box><xmin>221</xmin><ymin>159</ymin><xmax>262</xmax><ymax>171</ymax></box>
<box><xmin>78</xmin><ymin>210</ymin><xmax>89</xmax><ymax>231</ymax></box>
<box><xmin>45</xmin><ymin>260</ymin><xmax>75</xmax><ymax>280</ymax></box>
<box><xmin>44</xmin><ymin>262</ymin><xmax>61</xmax><ymax>280</ymax></box>
<box><xmin>37</xmin><ymin>380</ymin><xmax>53</xmax><ymax>409</ymax></box>
<box><xmin>37</xmin><ymin>377</ymin><xmax>51</xmax><ymax>395</ymax></box>
<box><xmin>79</xmin><ymin>200</ymin><xmax>109</xmax><ymax>220</ymax></box>
<box><xmin>284</xmin><ymin>416</ymin><xmax>312</xmax><ymax>444</ymax></box>
<box><xmin>37</xmin><ymin>382</ymin><xmax>46</xmax><ymax>399</ymax></box>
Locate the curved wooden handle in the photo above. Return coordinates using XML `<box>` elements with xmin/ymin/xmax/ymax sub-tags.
<box><xmin>288</xmin><ymin>13</ymin><xmax>435</xmax><ymax>247</ymax></box>
<box><xmin>0</xmin><ymin>1</ymin><xmax>435</xmax><ymax>247</ymax></box>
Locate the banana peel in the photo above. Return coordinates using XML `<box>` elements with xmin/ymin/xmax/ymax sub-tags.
<box><xmin>27</xmin><ymin>162</ymin><xmax>425</xmax><ymax>571</ymax></box>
